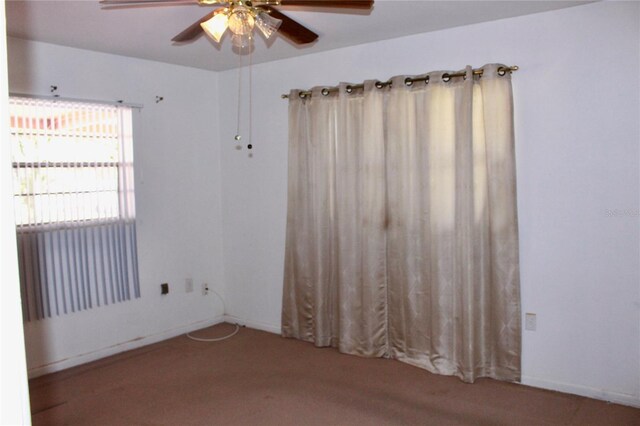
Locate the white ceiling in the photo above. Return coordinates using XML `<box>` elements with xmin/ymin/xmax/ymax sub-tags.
<box><xmin>6</xmin><ymin>0</ymin><xmax>591</xmax><ymax>71</ymax></box>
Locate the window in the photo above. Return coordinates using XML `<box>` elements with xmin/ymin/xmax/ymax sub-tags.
<box><xmin>9</xmin><ymin>97</ymin><xmax>140</xmax><ymax>321</ymax></box>
<box><xmin>10</xmin><ymin>98</ymin><xmax>133</xmax><ymax>226</ymax></box>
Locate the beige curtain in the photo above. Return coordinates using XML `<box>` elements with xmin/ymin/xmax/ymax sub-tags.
<box><xmin>282</xmin><ymin>64</ymin><xmax>521</xmax><ymax>383</ymax></box>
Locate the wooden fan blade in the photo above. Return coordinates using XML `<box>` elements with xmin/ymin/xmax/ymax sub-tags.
<box><xmin>275</xmin><ymin>0</ymin><xmax>373</xmax><ymax>9</ymax></box>
<box><xmin>262</xmin><ymin>6</ymin><xmax>318</xmax><ymax>44</ymax></box>
<box><xmin>172</xmin><ymin>8</ymin><xmax>224</xmax><ymax>42</ymax></box>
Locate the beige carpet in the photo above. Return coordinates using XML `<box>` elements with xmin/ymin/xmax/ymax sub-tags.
<box><xmin>29</xmin><ymin>323</ymin><xmax>640</xmax><ymax>425</ymax></box>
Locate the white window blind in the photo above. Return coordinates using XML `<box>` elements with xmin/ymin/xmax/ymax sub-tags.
<box><xmin>9</xmin><ymin>97</ymin><xmax>140</xmax><ymax>321</ymax></box>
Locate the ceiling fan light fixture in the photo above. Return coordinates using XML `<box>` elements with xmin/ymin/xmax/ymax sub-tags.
<box><xmin>228</xmin><ymin>7</ymin><xmax>255</xmax><ymax>36</ymax></box>
<box><xmin>255</xmin><ymin>11</ymin><xmax>282</xmax><ymax>39</ymax></box>
<box><xmin>200</xmin><ymin>12</ymin><xmax>229</xmax><ymax>43</ymax></box>
<box><xmin>231</xmin><ymin>33</ymin><xmax>253</xmax><ymax>49</ymax></box>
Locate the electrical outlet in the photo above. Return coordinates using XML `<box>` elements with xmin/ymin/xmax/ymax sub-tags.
<box><xmin>185</xmin><ymin>278</ymin><xmax>193</xmax><ymax>293</ymax></box>
<box><xmin>525</xmin><ymin>313</ymin><xmax>537</xmax><ymax>331</ymax></box>
<box><xmin>202</xmin><ymin>283</ymin><xmax>209</xmax><ymax>296</ymax></box>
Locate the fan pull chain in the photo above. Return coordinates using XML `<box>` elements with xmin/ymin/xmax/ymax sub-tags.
<box><xmin>233</xmin><ymin>39</ymin><xmax>253</xmax><ymax>152</ymax></box>
<box><xmin>247</xmin><ymin>44</ymin><xmax>253</xmax><ymax>151</ymax></box>
<box><xmin>234</xmin><ymin>44</ymin><xmax>242</xmax><ymax>142</ymax></box>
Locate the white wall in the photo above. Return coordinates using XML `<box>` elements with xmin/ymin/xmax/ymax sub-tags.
<box><xmin>0</xmin><ymin>2</ymin><xmax>32</xmax><ymax>424</ymax></box>
<box><xmin>7</xmin><ymin>38</ymin><xmax>225</xmax><ymax>376</ymax></box>
<box><xmin>218</xmin><ymin>2</ymin><xmax>640</xmax><ymax>406</ymax></box>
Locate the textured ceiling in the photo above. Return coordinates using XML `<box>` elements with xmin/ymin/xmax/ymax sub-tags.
<box><xmin>6</xmin><ymin>0</ymin><xmax>591</xmax><ymax>71</ymax></box>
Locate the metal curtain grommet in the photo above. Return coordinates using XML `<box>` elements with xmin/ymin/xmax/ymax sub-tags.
<box><xmin>404</xmin><ymin>77</ymin><xmax>413</xmax><ymax>87</ymax></box>
<box><xmin>424</xmin><ymin>76</ymin><xmax>430</xmax><ymax>85</ymax></box>
<box><xmin>298</xmin><ymin>92</ymin><xmax>306</xmax><ymax>99</ymax></box>
<box><xmin>497</xmin><ymin>67</ymin><xmax>507</xmax><ymax>76</ymax></box>
<box><xmin>321</xmin><ymin>88</ymin><xmax>330</xmax><ymax>96</ymax></box>
<box><xmin>346</xmin><ymin>85</ymin><xmax>353</xmax><ymax>93</ymax></box>
<box><xmin>375</xmin><ymin>81</ymin><xmax>384</xmax><ymax>89</ymax></box>
<box><xmin>442</xmin><ymin>73</ymin><xmax>451</xmax><ymax>82</ymax></box>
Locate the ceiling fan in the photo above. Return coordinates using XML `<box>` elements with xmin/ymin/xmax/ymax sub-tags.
<box><xmin>99</xmin><ymin>0</ymin><xmax>375</xmax><ymax>47</ymax></box>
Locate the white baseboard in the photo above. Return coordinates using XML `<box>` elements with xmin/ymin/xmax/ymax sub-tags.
<box><xmin>28</xmin><ymin>315</ymin><xmax>224</xmax><ymax>378</ymax></box>
<box><xmin>223</xmin><ymin>314</ymin><xmax>281</xmax><ymax>335</ymax></box>
<box><xmin>521</xmin><ymin>375</ymin><xmax>640</xmax><ymax>408</ymax></box>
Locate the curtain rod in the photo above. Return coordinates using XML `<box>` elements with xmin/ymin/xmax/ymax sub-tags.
<box><xmin>9</xmin><ymin>92</ymin><xmax>144</xmax><ymax>109</ymax></box>
<box><xmin>281</xmin><ymin>65</ymin><xmax>519</xmax><ymax>99</ymax></box>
